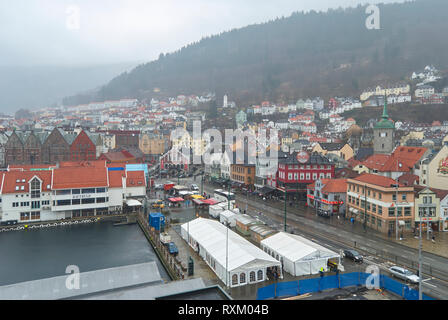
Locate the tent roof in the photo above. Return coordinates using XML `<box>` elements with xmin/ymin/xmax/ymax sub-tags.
<box><xmin>261</xmin><ymin>232</ymin><xmax>339</xmax><ymax>262</ymax></box>
<box><xmin>220</xmin><ymin>210</ymin><xmax>236</xmax><ymax>218</ymax></box>
<box><xmin>126</xmin><ymin>199</ymin><xmax>142</xmax><ymax>206</ymax></box>
<box><xmin>181</xmin><ymin>218</ymin><xmax>280</xmax><ymax>272</ymax></box>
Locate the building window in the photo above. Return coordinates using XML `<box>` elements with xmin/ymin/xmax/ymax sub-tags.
<box><xmin>257</xmin><ymin>270</ymin><xmax>263</xmax><ymax>281</ymax></box>
<box><xmin>30</xmin><ymin>178</ymin><xmax>41</xmax><ymax>199</ymax></box>
<box><xmin>388</xmin><ymin>208</ymin><xmax>395</xmax><ymax>217</ymax></box>
<box><xmin>378</xmin><ymin>206</ymin><xmax>383</xmax><ymax>215</ymax></box>
<box><xmin>392</xmin><ymin>194</ymin><xmax>397</xmax><ymax>201</ymax></box>
<box><xmin>250</xmin><ymin>271</ymin><xmax>256</xmax><ymax>282</ymax></box>
<box><xmin>232</xmin><ymin>274</ymin><xmax>238</xmax><ymax>285</ymax></box>
<box><xmin>240</xmin><ymin>273</ymin><xmax>246</xmax><ymax>284</ymax></box>
<box><xmin>31</xmin><ymin>212</ymin><xmax>40</xmax><ymax>220</ymax></box>
<box><xmin>72</xmin><ymin>199</ymin><xmax>81</xmax><ymax>205</ymax></box>
<box><xmin>31</xmin><ymin>201</ymin><xmax>40</xmax><ymax>209</ymax></box>
<box><xmin>82</xmin><ymin>188</ymin><xmax>96</xmax><ymax>194</ymax></box>
<box><xmin>402</xmin><ymin>194</ymin><xmax>407</xmax><ymax>201</ymax></box>
<box><xmin>57</xmin><ymin>200</ymin><xmax>71</xmax><ymax>206</ymax></box>
<box><xmin>405</xmin><ymin>220</ymin><xmax>412</xmax><ymax>230</ymax></box>
<box><xmin>20</xmin><ymin>212</ymin><xmax>30</xmax><ymax>221</ymax></box>
<box><xmin>377</xmin><ymin>219</ymin><xmax>382</xmax><ymax>227</ymax></box>
<box><xmin>404</xmin><ymin>207</ymin><xmax>411</xmax><ymax>216</ymax></box>
<box><xmin>379</xmin><ymin>193</ymin><xmax>382</xmax><ymax>200</ymax></box>
<box><xmin>372</xmin><ymin>204</ymin><xmax>376</xmax><ymax>213</ymax></box>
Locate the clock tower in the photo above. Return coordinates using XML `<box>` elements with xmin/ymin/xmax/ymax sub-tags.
<box><xmin>373</xmin><ymin>98</ymin><xmax>395</xmax><ymax>154</ymax></box>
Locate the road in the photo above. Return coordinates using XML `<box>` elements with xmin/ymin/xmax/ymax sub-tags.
<box><xmin>151</xmin><ymin>175</ymin><xmax>448</xmax><ymax>299</ymax></box>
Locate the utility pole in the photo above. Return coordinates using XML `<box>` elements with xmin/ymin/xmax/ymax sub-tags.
<box><xmin>395</xmin><ymin>160</ymin><xmax>399</xmax><ymax>241</ymax></box>
<box><xmin>284</xmin><ymin>187</ymin><xmax>287</xmax><ymax>232</ymax></box>
<box><xmin>201</xmin><ymin>173</ymin><xmax>204</xmax><ymax>195</ymax></box>
<box><xmin>364</xmin><ymin>184</ymin><xmax>367</xmax><ymax>231</ymax></box>
<box><xmin>419</xmin><ymin>157</ymin><xmax>430</xmax><ymax>300</ymax></box>
<box><xmin>419</xmin><ymin>210</ymin><xmax>423</xmax><ymax>300</ymax></box>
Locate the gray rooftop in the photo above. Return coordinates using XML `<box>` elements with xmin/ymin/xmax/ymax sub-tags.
<box><xmin>0</xmin><ymin>262</ymin><xmax>163</xmax><ymax>300</ymax></box>
<box><xmin>81</xmin><ymin>278</ymin><xmax>208</xmax><ymax>300</ymax></box>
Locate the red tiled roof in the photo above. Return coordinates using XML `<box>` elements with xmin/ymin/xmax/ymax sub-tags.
<box><xmin>351</xmin><ymin>173</ymin><xmax>403</xmax><ymax>188</ymax></box>
<box><xmin>322</xmin><ymin>179</ymin><xmax>348</xmax><ymax>193</ymax></box>
<box><xmin>52</xmin><ymin>167</ymin><xmax>108</xmax><ymax>189</ymax></box>
<box><xmin>8</xmin><ymin>164</ymin><xmax>57</xmax><ymax>171</ymax></box>
<box><xmin>126</xmin><ymin>171</ymin><xmax>146</xmax><ymax>187</ymax></box>
<box><xmin>1</xmin><ymin>171</ymin><xmax>52</xmax><ymax>194</ymax></box>
<box><xmin>59</xmin><ymin>160</ymin><xmax>106</xmax><ymax>168</ymax></box>
<box><xmin>398</xmin><ymin>173</ymin><xmax>419</xmax><ymax>186</ymax></box>
<box><xmin>108</xmin><ymin>170</ymin><xmax>125</xmax><ymax>188</ymax></box>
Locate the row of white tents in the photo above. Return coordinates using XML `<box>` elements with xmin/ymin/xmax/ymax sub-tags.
<box><xmin>181</xmin><ymin>218</ymin><xmax>341</xmax><ymax>288</ymax></box>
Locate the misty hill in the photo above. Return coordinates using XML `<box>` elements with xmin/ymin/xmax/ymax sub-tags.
<box><xmin>0</xmin><ymin>63</ymin><xmax>137</xmax><ymax>113</ymax></box>
<box><xmin>65</xmin><ymin>0</ymin><xmax>448</xmax><ymax>107</ymax></box>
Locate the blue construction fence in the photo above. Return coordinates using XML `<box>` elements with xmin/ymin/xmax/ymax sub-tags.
<box><xmin>256</xmin><ymin>272</ymin><xmax>435</xmax><ymax>300</ymax></box>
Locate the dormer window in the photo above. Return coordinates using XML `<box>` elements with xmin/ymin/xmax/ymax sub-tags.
<box><xmin>30</xmin><ymin>178</ymin><xmax>41</xmax><ymax>199</ymax></box>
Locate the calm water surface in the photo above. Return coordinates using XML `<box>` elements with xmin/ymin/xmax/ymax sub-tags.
<box><xmin>0</xmin><ymin>221</ymin><xmax>169</xmax><ymax>286</ymax></box>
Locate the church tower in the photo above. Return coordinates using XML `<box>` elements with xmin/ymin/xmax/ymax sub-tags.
<box><xmin>373</xmin><ymin>97</ymin><xmax>395</xmax><ymax>154</ymax></box>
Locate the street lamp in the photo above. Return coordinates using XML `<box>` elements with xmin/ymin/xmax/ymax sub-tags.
<box><xmin>419</xmin><ymin>157</ymin><xmax>431</xmax><ymax>300</ymax></box>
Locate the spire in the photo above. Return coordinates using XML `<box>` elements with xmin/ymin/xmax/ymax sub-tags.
<box><xmin>382</xmin><ymin>95</ymin><xmax>389</xmax><ymax>120</ymax></box>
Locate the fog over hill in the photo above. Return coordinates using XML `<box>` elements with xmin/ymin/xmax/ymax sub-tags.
<box><xmin>0</xmin><ymin>63</ymin><xmax>137</xmax><ymax>114</ymax></box>
<box><xmin>64</xmin><ymin>0</ymin><xmax>448</xmax><ymax>107</ymax></box>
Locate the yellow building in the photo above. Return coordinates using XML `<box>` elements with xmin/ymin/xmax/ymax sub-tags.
<box><xmin>360</xmin><ymin>84</ymin><xmax>410</xmax><ymax>101</ymax></box>
<box><xmin>400</xmin><ymin>131</ymin><xmax>425</xmax><ymax>146</ymax></box>
<box><xmin>139</xmin><ymin>134</ymin><xmax>167</xmax><ymax>155</ymax></box>
<box><xmin>312</xmin><ymin>143</ymin><xmax>354</xmax><ymax>161</ymax></box>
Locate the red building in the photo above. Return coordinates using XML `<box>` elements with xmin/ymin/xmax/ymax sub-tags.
<box><xmin>328</xmin><ymin>98</ymin><xmax>339</xmax><ymax>110</ymax></box>
<box><xmin>276</xmin><ymin>152</ymin><xmax>335</xmax><ymax>199</ymax></box>
<box><xmin>70</xmin><ymin>130</ymin><xmax>96</xmax><ymax>162</ymax></box>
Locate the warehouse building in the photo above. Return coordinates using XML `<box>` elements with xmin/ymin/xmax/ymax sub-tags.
<box><xmin>181</xmin><ymin>218</ymin><xmax>281</xmax><ymax>288</ymax></box>
<box><xmin>0</xmin><ymin>161</ymin><xmax>146</xmax><ymax>224</ymax></box>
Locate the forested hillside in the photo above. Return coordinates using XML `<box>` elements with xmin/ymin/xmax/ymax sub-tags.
<box><xmin>64</xmin><ymin>0</ymin><xmax>448</xmax><ymax>107</ymax></box>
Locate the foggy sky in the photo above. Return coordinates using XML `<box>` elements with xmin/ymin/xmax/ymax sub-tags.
<box><xmin>1</xmin><ymin>0</ymin><xmax>406</xmax><ymax>67</ymax></box>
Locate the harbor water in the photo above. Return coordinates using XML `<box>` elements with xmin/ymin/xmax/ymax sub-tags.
<box><xmin>0</xmin><ymin>221</ymin><xmax>169</xmax><ymax>286</ymax></box>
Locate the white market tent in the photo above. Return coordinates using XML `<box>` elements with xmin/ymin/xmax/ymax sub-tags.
<box><xmin>219</xmin><ymin>210</ymin><xmax>237</xmax><ymax>227</ymax></box>
<box><xmin>181</xmin><ymin>218</ymin><xmax>281</xmax><ymax>288</ymax></box>
<box><xmin>260</xmin><ymin>232</ymin><xmax>341</xmax><ymax>277</ymax></box>
<box><xmin>126</xmin><ymin>199</ymin><xmax>142</xmax><ymax>207</ymax></box>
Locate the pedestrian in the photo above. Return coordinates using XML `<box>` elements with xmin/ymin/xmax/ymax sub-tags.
<box><xmin>432</xmin><ymin>235</ymin><xmax>435</xmax><ymax>243</ymax></box>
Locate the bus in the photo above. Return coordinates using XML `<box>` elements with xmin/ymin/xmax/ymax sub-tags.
<box><xmin>214</xmin><ymin>189</ymin><xmax>236</xmax><ymax>206</ymax></box>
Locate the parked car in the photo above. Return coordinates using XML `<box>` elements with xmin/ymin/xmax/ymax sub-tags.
<box><xmin>388</xmin><ymin>266</ymin><xmax>419</xmax><ymax>284</ymax></box>
<box><xmin>343</xmin><ymin>249</ymin><xmax>363</xmax><ymax>263</ymax></box>
<box><xmin>154</xmin><ymin>184</ymin><xmax>164</xmax><ymax>190</ymax></box>
<box><xmin>167</xmin><ymin>242</ymin><xmax>179</xmax><ymax>256</ymax></box>
<box><xmin>190</xmin><ymin>184</ymin><xmax>199</xmax><ymax>191</ymax></box>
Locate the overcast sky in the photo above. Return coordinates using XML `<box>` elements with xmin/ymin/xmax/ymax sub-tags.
<box><xmin>0</xmin><ymin>0</ymin><xmax>406</xmax><ymax>67</ymax></box>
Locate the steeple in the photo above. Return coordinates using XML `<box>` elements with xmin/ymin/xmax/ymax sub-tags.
<box><xmin>382</xmin><ymin>95</ymin><xmax>389</xmax><ymax>120</ymax></box>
